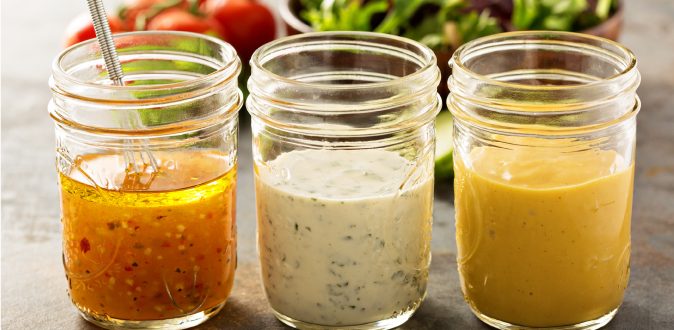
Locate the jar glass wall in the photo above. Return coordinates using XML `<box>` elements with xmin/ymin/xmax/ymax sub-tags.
<box><xmin>49</xmin><ymin>31</ymin><xmax>242</xmax><ymax>329</ymax></box>
<box><xmin>448</xmin><ymin>31</ymin><xmax>640</xmax><ymax>329</ymax></box>
<box><xmin>247</xmin><ymin>32</ymin><xmax>441</xmax><ymax>329</ymax></box>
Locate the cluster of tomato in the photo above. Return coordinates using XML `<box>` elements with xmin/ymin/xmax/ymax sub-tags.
<box><xmin>64</xmin><ymin>0</ymin><xmax>275</xmax><ymax>60</ymax></box>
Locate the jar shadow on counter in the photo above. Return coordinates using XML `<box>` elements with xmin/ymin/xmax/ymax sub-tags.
<box><xmin>173</xmin><ymin>253</ymin><xmax>484</xmax><ymax>330</ymax></box>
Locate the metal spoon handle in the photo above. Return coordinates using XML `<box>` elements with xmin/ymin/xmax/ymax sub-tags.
<box><xmin>85</xmin><ymin>0</ymin><xmax>124</xmax><ymax>86</ymax></box>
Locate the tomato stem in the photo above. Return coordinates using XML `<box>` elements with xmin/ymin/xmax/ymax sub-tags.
<box><xmin>134</xmin><ymin>0</ymin><xmax>186</xmax><ymax>30</ymax></box>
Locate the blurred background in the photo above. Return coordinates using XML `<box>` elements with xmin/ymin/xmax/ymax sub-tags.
<box><xmin>4</xmin><ymin>0</ymin><xmax>670</xmax><ymax>181</ymax></box>
<box><xmin>2</xmin><ymin>0</ymin><xmax>674</xmax><ymax>329</ymax></box>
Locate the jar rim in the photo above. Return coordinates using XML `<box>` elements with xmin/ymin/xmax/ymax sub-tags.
<box><xmin>50</xmin><ymin>31</ymin><xmax>242</xmax><ymax>136</ymax></box>
<box><xmin>450</xmin><ymin>30</ymin><xmax>638</xmax><ymax>92</ymax></box>
<box><xmin>247</xmin><ymin>31</ymin><xmax>442</xmax><ymax>138</ymax></box>
<box><xmin>250</xmin><ymin>31</ymin><xmax>438</xmax><ymax>90</ymax></box>
<box><xmin>52</xmin><ymin>31</ymin><xmax>240</xmax><ymax>95</ymax></box>
<box><xmin>447</xmin><ymin>31</ymin><xmax>641</xmax><ymax>136</ymax></box>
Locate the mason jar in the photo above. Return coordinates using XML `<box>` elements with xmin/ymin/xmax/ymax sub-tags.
<box><xmin>448</xmin><ymin>31</ymin><xmax>640</xmax><ymax>329</ymax></box>
<box><xmin>49</xmin><ymin>31</ymin><xmax>242</xmax><ymax>329</ymax></box>
<box><xmin>247</xmin><ymin>32</ymin><xmax>440</xmax><ymax>329</ymax></box>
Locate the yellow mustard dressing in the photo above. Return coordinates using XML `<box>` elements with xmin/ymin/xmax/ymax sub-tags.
<box><xmin>455</xmin><ymin>146</ymin><xmax>633</xmax><ymax>327</ymax></box>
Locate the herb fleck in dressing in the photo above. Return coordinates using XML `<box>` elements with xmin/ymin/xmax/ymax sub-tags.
<box><xmin>255</xmin><ymin>149</ymin><xmax>433</xmax><ymax>326</ymax></box>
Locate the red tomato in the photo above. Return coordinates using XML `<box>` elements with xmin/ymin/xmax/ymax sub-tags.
<box><xmin>119</xmin><ymin>0</ymin><xmax>208</xmax><ymax>31</ymax></box>
<box><xmin>64</xmin><ymin>12</ymin><xmax>124</xmax><ymax>47</ymax></box>
<box><xmin>146</xmin><ymin>8</ymin><xmax>226</xmax><ymax>39</ymax></box>
<box><xmin>204</xmin><ymin>0</ymin><xmax>276</xmax><ymax>60</ymax></box>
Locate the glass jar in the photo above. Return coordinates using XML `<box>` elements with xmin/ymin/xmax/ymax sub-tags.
<box><xmin>448</xmin><ymin>31</ymin><xmax>640</xmax><ymax>329</ymax></box>
<box><xmin>247</xmin><ymin>32</ymin><xmax>441</xmax><ymax>329</ymax></box>
<box><xmin>49</xmin><ymin>31</ymin><xmax>242</xmax><ymax>329</ymax></box>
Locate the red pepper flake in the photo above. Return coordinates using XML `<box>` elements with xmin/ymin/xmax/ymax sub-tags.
<box><xmin>124</xmin><ymin>266</ymin><xmax>133</xmax><ymax>272</ymax></box>
<box><xmin>161</xmin><ymin>241</ymin><xmax>171</xmax><ymax>248</ymax></box>
<box><xmin>197</xmin><ymin>254</ymin><xmax>205</xmax><ymax>261</ymax></box>
<box><xmin>216</xmin><ymin>247</ymin><xmax>222</xmax><ymax>253</ymax></box>
<box><xmin>134</xmin><ymin>226</ymin><xmax>140</xmax><ymax>231</ymax></box>
<box><xmin>80</xmin><ymin>238</ymin><xmax>91</xmax><ymax>253</ymax></box>
<box><xmin>206</xmin><ymin>213</ymin><xmax>213</xmax><ymax>219</ymax></box>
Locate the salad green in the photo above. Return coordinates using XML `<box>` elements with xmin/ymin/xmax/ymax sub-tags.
<box><xmin>300</xmin><ymin>0</ymin><xmax>501</xmax><ymax>50</ymax></box>
<box><xmin>512</xmin><ymin>0</ymin><xmax>619</xmax><ymax>31</ymax></box>
<box><xmin>300</xmin><ymin>0</ymin><xmax>620</xmax><ymax>51</ymax></box>
<box><xmin>434</xmin><ymin>110</ymin><xmax>454</xmax><ymax>181</ymax></box>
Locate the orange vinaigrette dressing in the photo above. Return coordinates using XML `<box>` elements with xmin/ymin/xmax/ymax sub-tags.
<box><xmin>59</xmin><ymin>151</ymin><xmax>236</xmax><ymax>321</ymax></box>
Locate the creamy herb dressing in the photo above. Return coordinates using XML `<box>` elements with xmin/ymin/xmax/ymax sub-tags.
<box><xmin>255</xmin><ymin>149</ymin><xmax>433</xmax><ymax>326</ymax></box>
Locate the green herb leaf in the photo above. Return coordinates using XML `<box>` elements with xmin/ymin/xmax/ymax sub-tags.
<box><xmin>303</xmin><ymin>0</ymin><xmax>389</xmax><ymax>32</ymax></box>
<box><xmin>375</xmin><ymin>0</ymin><xmax>428</xmax><ymax>34</ymax></box>
<box><xmin>595</xmin><ymin>0</ymin><xmax>614</xmax><ymax>20</ymax></box>
<box><xmin>512</xmin><ymin>0</ymin><xmax>588</xmax><ymax>31</ymax></box>
<box><xmin>300</xmin><ymin>0</ymin><xmax>500</xmax><ymax>50</ymax></box>
<box><xmin>456</xmin><ymin>10</ymin><xmax>502</xmax><ymax>46</ymax></box>
<box><xmin>512</xmin><ymin>0</ymin><xmax>539</xmax><ymax>30</ymax></box>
